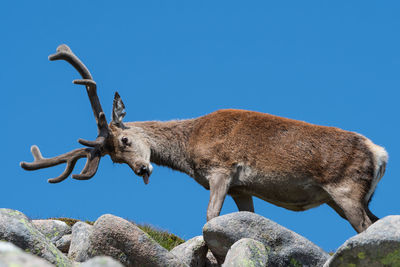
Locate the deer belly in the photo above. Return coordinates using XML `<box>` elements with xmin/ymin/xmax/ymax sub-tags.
<box><xmin>244</xmin><ymin>173</ymin><xmax>329</xmax><ymax>211</ymax></box>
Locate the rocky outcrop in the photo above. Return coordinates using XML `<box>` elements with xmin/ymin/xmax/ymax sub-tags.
<box><xmin>0</xmin><ymin>209</ymin><xmax>73</xmax><ymax>266</ymax></box>
<box><xmin>68</xmin><ymin>222</ymin><xmax>93</xmax><ymax>262</ymax></box>
<box><xmin>87</xmin><ymin>214</ymin><xmax>187</xmax><ymax>267</ymax></box>
<box><xmin>171</xmin><ymin>236</ymin><xmax>208</xmax><ymax>267</ymax></box>
<box><xmin>324</xmin><ymin>215</ymin><xmax>400</xmax><ymax>267</ymax></box>
<box><xmin>205</xmin><ymin>250</ymin><xmax>220</xmax><ymax>267</ymax></box>
<box><xmin>0</xmin><ymin>208</ymin><xmax>399</xmax><ymax>266</ymax></box>
<box><xmin>0</xmin><ymin>241</ymin><xmax>54</xmax><ymax>267</ymax></box>
<box><xmin>32</xmin><ymin>219</ymin><xmax>71</xmax><ymax>244</ymax></box>
<box><xmin>55</xmin><ymin>234</ymin><xmax>71</xmax><ymax>253</ymax></box>
<box><xmin>203</xmin><ymin>211</ymin><xmax>329</xmax><ymax>266</ymax></box>
<box><xmin>79</xmin><ymin>256</ymin><xmax>124</xmax><ymax>267</ymax></box>
<box><xmin>222</xmin><ymin>238</ymin><xmax>268</xmax><ymax>267</ymax></box>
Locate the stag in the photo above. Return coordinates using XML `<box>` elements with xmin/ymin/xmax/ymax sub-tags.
<box><xmin>21</xmin><ymin>44</ymin><xmax>388</xmax><ymax>233</ymax></box>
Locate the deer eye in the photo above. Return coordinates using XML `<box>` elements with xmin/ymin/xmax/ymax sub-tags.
<box><xmin>121</xmin><ymin>137</ymin><xmax>130</xmax><ymax>146</ymax></box>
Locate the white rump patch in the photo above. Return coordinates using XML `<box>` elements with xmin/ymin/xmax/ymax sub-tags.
<box><xmin>363</xmin><ymin>137</ymin><xmax>388</xmax><ymax>203</ymax></box>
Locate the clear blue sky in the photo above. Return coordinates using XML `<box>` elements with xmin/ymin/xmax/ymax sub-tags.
<box><xmin>1</xmin><ymin>1</ymin><xmax>399</xmax><ymax>252</ymax></box>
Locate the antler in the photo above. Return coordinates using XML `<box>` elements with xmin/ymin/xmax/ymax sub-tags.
<box><xmin>20</xmin><ymin>146</ymin><xmax>100</xmax><ymax>183</ymax></box>
<box><xmin>20</xmin><ymin>45</ymin><xmax>110</xmax><ymax>182</ymax></box>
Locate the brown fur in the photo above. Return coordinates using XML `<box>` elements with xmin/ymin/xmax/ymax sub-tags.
<box><xmin>109</xmin><ymin>109</ymin><xmax>387</xmax><ymax>233</ymax></box>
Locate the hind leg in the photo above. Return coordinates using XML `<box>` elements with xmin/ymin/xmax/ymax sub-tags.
<box><xmin>327</xmin><ymin>199</ymin><xmax>378</xmax><ymax>223</ymax></box>
<box><xmin>324</xmin><ymin>184</ymin><xmax>374</xmax><ymax>233</ymax></box>
<box><xmin>327</xmin><ymin>200</ymin><xmax>346</xmax><ymax>220</ymax></box>
<box><xmin>365</xmin><ymin>205</ymin><xmax>379</xmax><ymax>224</ymax></box>
<box><xmin>331</xmin><ymin>197</ymin><xmax>372</xmax><ymax>233</ymax></box>
<box><xmin>231</xmin><ymin>194</ymin><xmax>254</xmax><ymax>212</ymax></box>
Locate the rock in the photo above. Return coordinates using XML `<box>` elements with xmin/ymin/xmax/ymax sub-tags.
<box><xmin>32</xmin><ymin>219</ymin><xmax>71</xmax><ymax>244</ymax></box>
<box><xmin>0</xmin><ymin>209</ymin><xmax>73</xmax><ymax>266</ymax></box>
<box><xmin>0</xmin><ymin>240</ymin><xmax>54</xmax><ymax>266</ymax></box>
<box><xmin>80</xmin><ymin>256</ymin><xmax>124</xmax><ymax>267</ymax></box>
<box><xmin>0</xmin><ymin>241</ymin><xmax>20</xmax><ymax>253</ymax></box>
<box><xmin>170</xmin><ymin>236</ymin><xmax>208</xmax><ymax>267</ymax></box>
<box><xmin>68</xmin><ymin>222</ymin><xmax>93</xmax><ymax>262</ymax></box>
<box><xmin>88</xmin><ymin>214</ymin><xmax>187</xmax><ymax>267</ymax></box>
<box><xmin>222</xmin><ymin>238</ymin><xmax>268</xmax><ymax>267</ymax></box>
<box><xmin>324</xmin><ymin>215</ymin><xmax>400</xmax><ymax>267</ymax></box>
<box><xmin>203</xmin><ymin>211</ymin><xmax>329</xmax><ymax>266</ymax></box>
<box><xmin>55</xmin><ymin>234</ymin><xmax>71</xmax><ymax>253</ymax></box>
<box><xmin>205</xmin><ymin>250</ymin><xmax>220</xmax><ymax>267</ymax></box>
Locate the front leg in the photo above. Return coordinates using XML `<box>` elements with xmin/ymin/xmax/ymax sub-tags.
<box><xmin>207</xmin><ymin>169</ymin><xmax>232</xmax><ymax>221</ymax></box>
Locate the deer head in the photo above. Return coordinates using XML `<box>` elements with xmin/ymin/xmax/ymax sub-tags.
<box><xmin>20</xmin><ymin>45</ymin><xmax>152</xmax><ymax>184</ymax></box>
<box><xmin>109</xmin><ymin>93</ymin><xmax>153</xmax><ymax>184</ymax></box>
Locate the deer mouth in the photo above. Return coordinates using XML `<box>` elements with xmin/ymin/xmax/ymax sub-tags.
<box><xmin>142</xmin><ymin>173</ymin><xmax>150</xmax><ymax>185</ymax></box>
<box><xmin>137</xmin><ymin>165</ymin><xmax>152</xmax><ymax>185</ymax></box>
<box><xmin>128</xmin><ymin>162</ymin><xmax>152</xmax><ymax>185</ymax></box>
<box><xmin>135</xmin><ymin>169</ymin><xmax>150</xmax><ymax>185</ymax></box>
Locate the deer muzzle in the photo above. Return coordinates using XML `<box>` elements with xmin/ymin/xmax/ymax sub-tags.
<box><xmin>128</xmin><ymin>162</ymin><xmax>153</xmax><ymax>185</ymax></box>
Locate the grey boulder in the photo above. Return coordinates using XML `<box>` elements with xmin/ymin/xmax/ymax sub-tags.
<box><xmin>80</xmin><ymin>256</ymin><xmax>124</xmax><ymax>267</ymax></box>
<box><xmin>205</xmin><ymin>250</ymin><xmax>220</xmax><ymax>267</ymax></box>
<box><xmin>324</xmin><ymin>215</ymin><xmax>400</xmax><ymax>267</ymax></box>
<box><xmin>0</xmin><ymin>209</ymin><xmax>72</xmax><ymax>266</ymax></box>
<box><xmin>32</xmin><ymin>219</ymin><xmax>71</xmax><ymax>244</ymax></box>
<box><xmin>222</xmin><ymin>238</ymin><xmax>268</xmax><ymax>267</ymax></box>
<box><xmin>87</xmin><ymin>214</ymin><xmax>187</xmax><ymax>267</ymax></box>
<box><xmin>55</xmin><ymin>234</ymin><xmax>71</xmax><ymax>253</ymax></box>
<box><xmin>171</xmin><ymin>236</ymin><xmax>208</xmax><ymax>267</ymax></box>
<box><xmin>203</xmin><ymin>211</ymin><xmax>329</xmax><ymax>266</ymax></box>
<box><xmin>0</xmin><ymin>240</ymin><xmax>54</xmax><ymax>267</ymax></box>
<box><xmin>68</xmin><ymin>222</ymin><xmax>93</xmax><ymax>262</ymax></box>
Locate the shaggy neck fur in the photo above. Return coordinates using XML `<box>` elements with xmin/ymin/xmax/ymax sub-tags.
<box><xmin>128</xmin><ymin>119</ymin><xmax>196</xmax><ymax>176</ymax></box>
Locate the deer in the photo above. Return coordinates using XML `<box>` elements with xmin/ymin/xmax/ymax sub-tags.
<box><xmin>21</xmin><ymin>44</ymin><xmax>388</xmax><ymax>233</ymax></box>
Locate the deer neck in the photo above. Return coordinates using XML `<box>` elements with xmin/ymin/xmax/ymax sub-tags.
<box><xmin>128</xmin><ymin>119</ymin><xmax>195</xmax><ymax>176</ymax></box>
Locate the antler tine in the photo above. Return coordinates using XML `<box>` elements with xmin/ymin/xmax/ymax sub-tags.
<box><xmin>72</xmin><ymin>151</ymin><xmax>101</xmax><ymax>180</ymax></box>
<box><xmin>48</xmin><ymin>44</ymin><xmax>92</xmax><ymax>79</ymax></box>
<box><xmin>20</xmin><ymin>145</ymin><xmax>98</xmax><ymax>183</ymax></box>
<box><xmin>48</xmin><ymin>158</ymin><xmax>79</xmax><ymax>183</ymax></box>
<box><xmin>78</xmin><ymin>136</ymin><xmax>106</xmax><ymax>148</ymax></box>
<box><xmin>49</xmin><ymin>45</ymin><xmax>109</xmax><ymax>134</ymax></box>
<box><xmin>78</xmin><ymin>112</ymin><xmax>109</xmax><ymax>147</ymax></box>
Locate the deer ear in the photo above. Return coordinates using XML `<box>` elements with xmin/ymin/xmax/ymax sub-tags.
<box><xmin>112</xmin><ymin>92</ymin><xmax>127</xmax><ymax>128</ymax></box>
